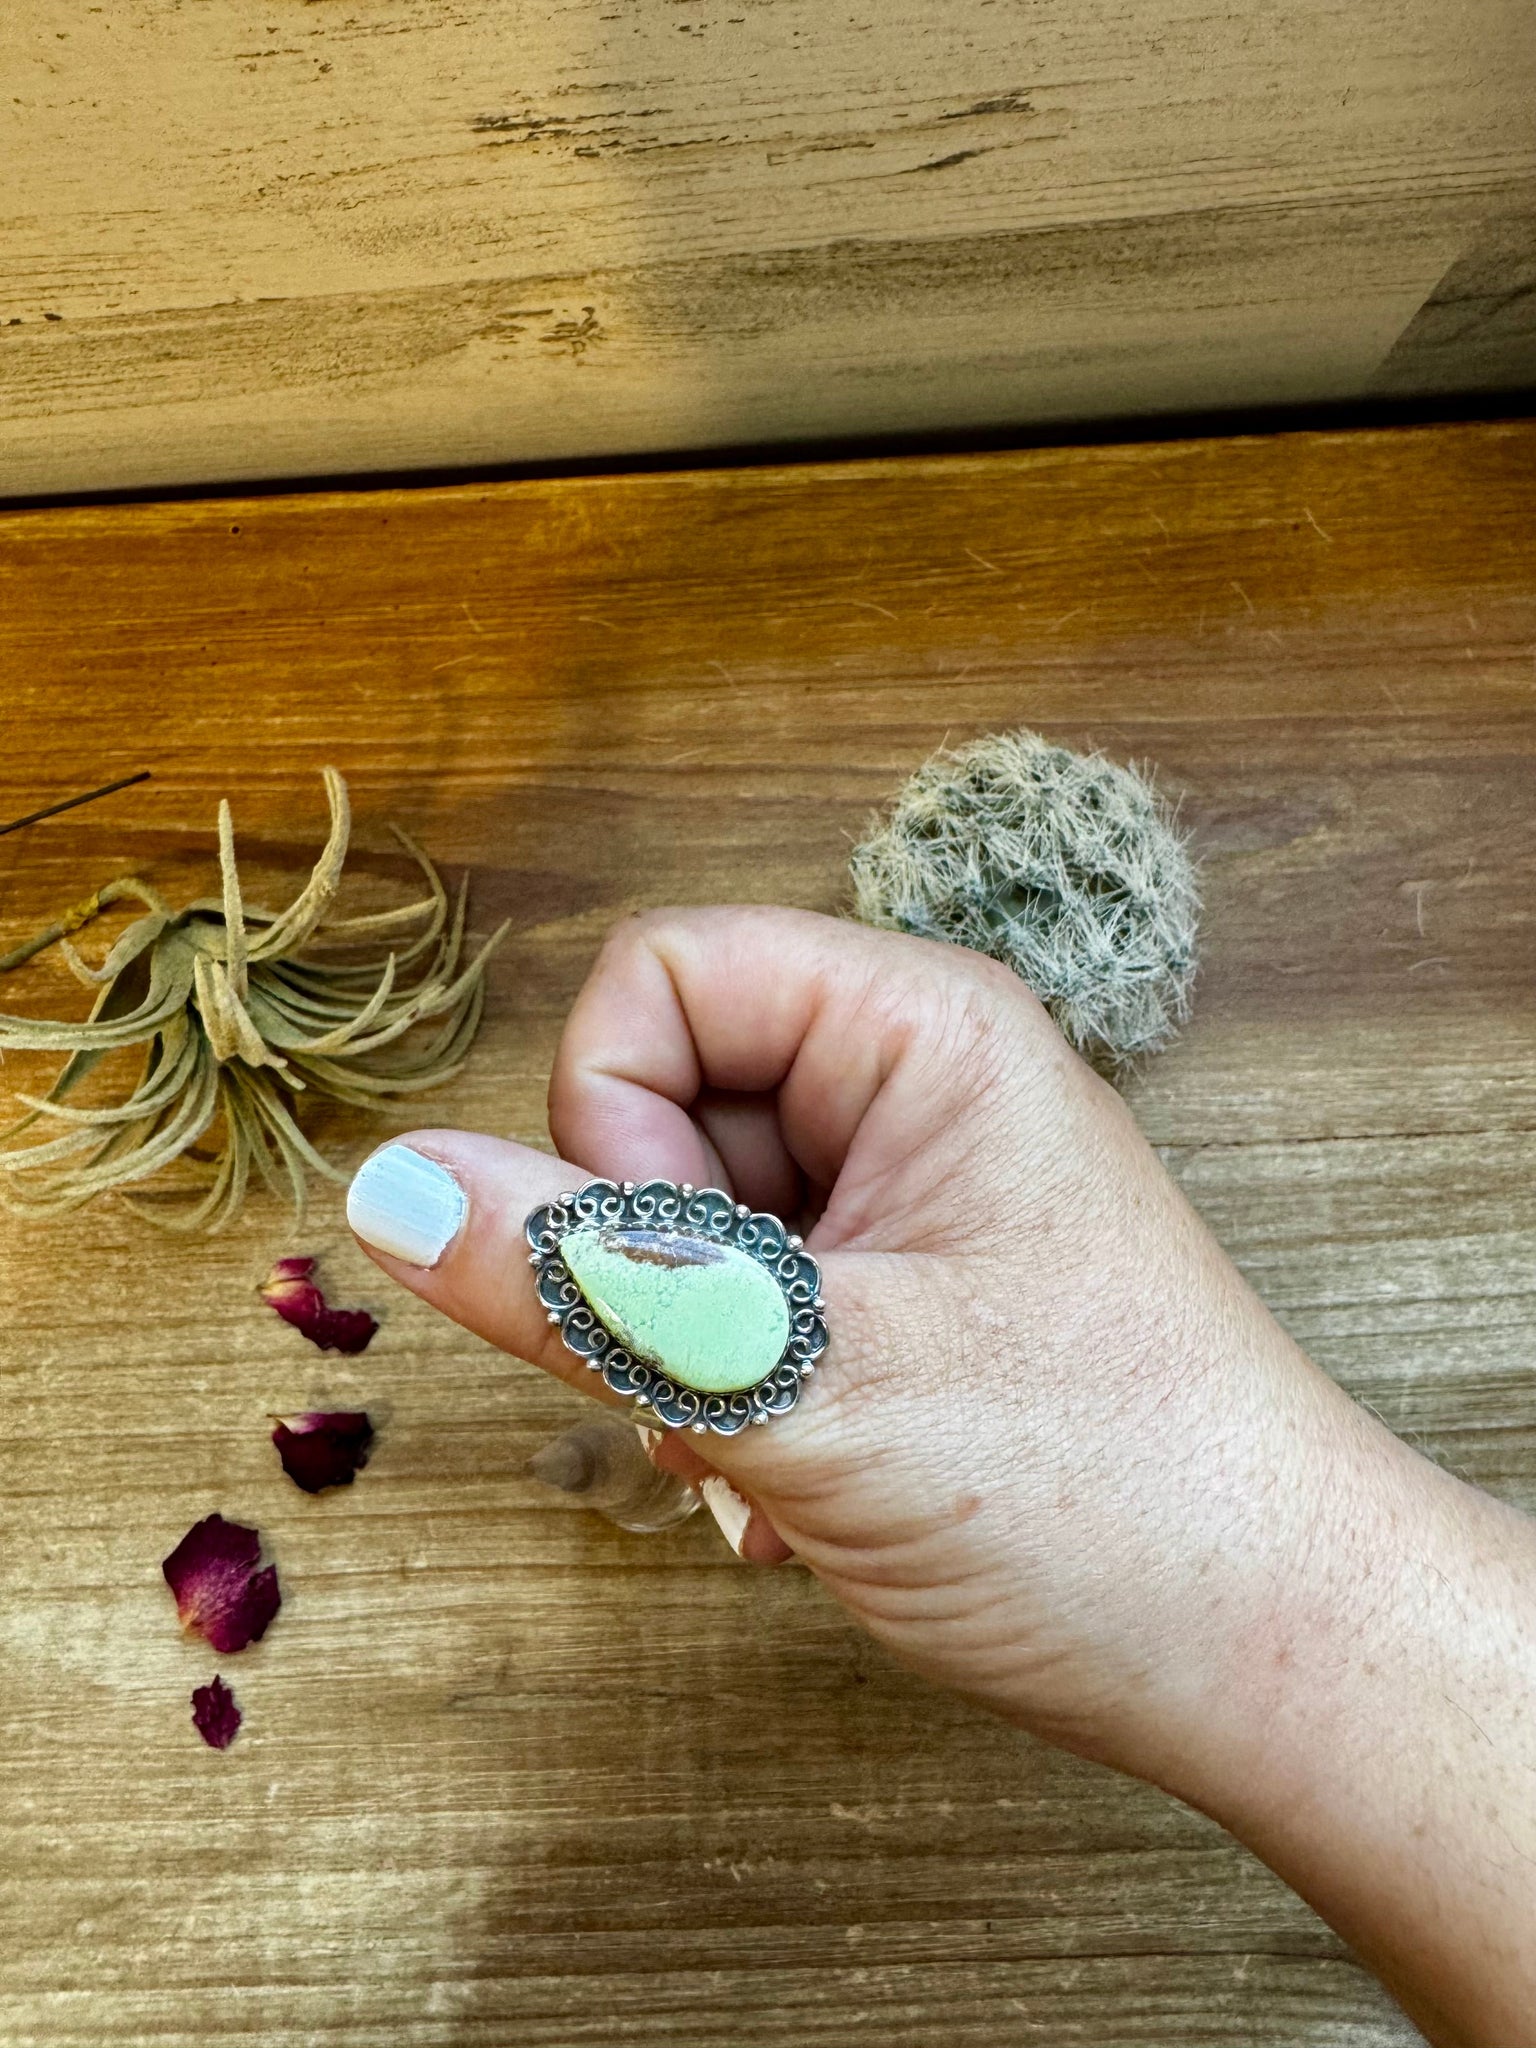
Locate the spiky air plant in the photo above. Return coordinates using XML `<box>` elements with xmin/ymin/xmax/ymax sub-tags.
<box><xmin>850</xmin><ymin>730</ymin><xmax>1199</xmax><ymax>1071</ymax></box>
<box><xmin>0</xmin><ymin>769</ymin><xmax>506</xmax><ymax>1230</ymax></box>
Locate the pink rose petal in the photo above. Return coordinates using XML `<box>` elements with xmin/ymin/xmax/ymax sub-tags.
<box><xmin>271</xmin><ymin>1411</ymin><xmax>374</xmax><ymax>1494</ymax></box>
<box><xmin>191</xmin><ymin>1675</ymin><xmax>242</xmax><ymax>1750</ymax></box>
<box><xmin>259</xmin><ymin>1256</ymin><xmax>378</xmax><ymax>1355</ymax></box>
<box><xmin>162</xmin><ymin>1514</ymin><xmax>280</xmax><ymax>1653</ymax></box>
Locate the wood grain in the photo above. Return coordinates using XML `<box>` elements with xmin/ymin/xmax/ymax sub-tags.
<box><xmin>2</xmin><ymin>419</ymin><xmax>1535</xmax><ymax>2045</ymax></box>
<box><xmin>2</xmin><ymin>2</ymin><xmax>1535</xmax><ymax>496</ymax></box>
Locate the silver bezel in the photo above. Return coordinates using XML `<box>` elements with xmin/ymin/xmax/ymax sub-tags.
<box><xmin>524</xmin><ymin>1177</ymin><xmax>828</xmax><ymax>1434</ymax></box>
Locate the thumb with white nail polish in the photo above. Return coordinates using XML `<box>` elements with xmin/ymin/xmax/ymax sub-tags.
<box><xmin>346</xmin><ymin>1144</ymin><xmax>467</xmax><ymax>1269</ymax></box>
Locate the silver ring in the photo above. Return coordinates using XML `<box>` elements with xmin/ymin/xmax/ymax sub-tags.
<box><xmin>524</xmin><ymin>1178</ymin><xmax>828</xmax><ymax>1434</ymax></box>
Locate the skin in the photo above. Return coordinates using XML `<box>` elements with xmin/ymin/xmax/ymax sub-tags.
<box><xmin>353</xmin><ymin>906</ymin><xmax>1536</xmax><ymax>2048</ymax></box>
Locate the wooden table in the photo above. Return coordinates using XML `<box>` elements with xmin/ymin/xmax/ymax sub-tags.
<box><xmin>1</xmin><ymin>421</ymin><xmax>1533</xmax><ymax>2046</ymax></box>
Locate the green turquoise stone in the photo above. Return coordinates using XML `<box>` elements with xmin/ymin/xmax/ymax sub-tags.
<box><xmin>559</xmin><ymin>1224</ymin><xmax>790</xmax><ymax>1394</ymax></box>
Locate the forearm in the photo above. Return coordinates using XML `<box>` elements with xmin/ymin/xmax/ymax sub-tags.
<box><xmin>1172</xmin><ymin>1412</ymin><xmax>1536</xmax><ymax>2047</ymax></box>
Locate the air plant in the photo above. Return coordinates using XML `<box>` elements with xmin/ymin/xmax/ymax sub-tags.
<box><xmin>0</xmin><ymin>769</ymin><xmax>506</xmax><ymax>1229</ymax></box>
<box><xmin>850</xmin><ymin>730</ymin><xmax>1199</xmax><ymax>1070</ymax></box>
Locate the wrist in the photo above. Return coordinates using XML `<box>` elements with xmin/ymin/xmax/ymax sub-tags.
<box><xmin>1156</xmin><ymin>1405</ymin><xmax>1536</xmax><ymax>2046</ymax></box>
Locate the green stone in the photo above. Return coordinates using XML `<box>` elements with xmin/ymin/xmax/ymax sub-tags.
<box><xmin>560</xmin><ymin>1224</ymin><xmax>790</xmax><ymax>1394</ymax></box>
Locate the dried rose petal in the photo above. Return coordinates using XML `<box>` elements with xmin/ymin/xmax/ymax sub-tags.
<box><xmin>191</xmin><ymin>1675</ymin><xmax>242</xmax><ymax>1750</ymax></box>
<box><xmin>271</xmin><ymin>1411</ymin><xmax>374</xmax><ymax>1494</ymax></box>
<box><xmin>162</xmin><ymin>1514</ymin><xmax>280</xmax><ymax>1653</ymax></box>
<box><xmin>259</xmin><ymin>1255</ymin><xmax>378</xmax><ymax>1355</ymax></box>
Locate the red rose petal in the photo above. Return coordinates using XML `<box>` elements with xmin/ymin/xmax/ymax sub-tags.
<box><xmin>191</xmin><ymin>1675</ymin><xmax>242</xmax><ymax>1750</ymax></box>
<box><xmin>162</xmin><ymin>1514</ymin><xmax>281</xmax><ymax>1653</ymax></box>
<box><xmin>259</xmin><ymin>1256</ymin><xmax>378</xmax><ymax>1355</ymax></box>
<box><xmin>271</xmin><ymin>1411</ymin><xmax>374</xmax><ymax>1494</ymax></box>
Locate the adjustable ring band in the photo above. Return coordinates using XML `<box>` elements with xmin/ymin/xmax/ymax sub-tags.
<box><xmin>524</xmin><ymin>1177</ymin><xmax>828</xmax><ymax>1435</ymax></box>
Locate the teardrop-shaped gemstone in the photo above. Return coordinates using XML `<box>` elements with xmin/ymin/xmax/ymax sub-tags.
<box><xmin>559</xmin><ymin>1224</ymin><xmax>790</xmax><ymax>1394</ymax></box>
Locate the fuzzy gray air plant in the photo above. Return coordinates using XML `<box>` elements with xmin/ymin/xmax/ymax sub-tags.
<box><xmin>0</xmin><ymin>769</ymin><xmax>506</xmax><ymax>1229</ymax></box>
<box><xmin>849</xmin><ymin>731</ymin><xmax>1199</xmax><ymax>1069</ymax></box>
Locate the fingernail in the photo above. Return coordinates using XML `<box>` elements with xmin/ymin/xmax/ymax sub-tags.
<box><xmin>700</xmin><ymin>1475</ymin><xmax>750</xmax><ymax>1558</ymax></box>
<box><xmin>346</xmin><ymin>1145</ymin><xmax>467</xmax><ymax>1268</ymax></box>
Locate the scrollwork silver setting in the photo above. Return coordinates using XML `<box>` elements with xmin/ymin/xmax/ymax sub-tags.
<box><xmin>523</xmin><ymin>1177</ymin><xmax>828</xmax><ymax>1434</ymax></box>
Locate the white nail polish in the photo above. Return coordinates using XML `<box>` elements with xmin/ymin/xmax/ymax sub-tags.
<box><xmin>346</xmin><ymin>1146</ymin><xmax>467</xmax><ymax>1268</ymax></box>
<box><xmin>700</xmin><ymin>1475</ymin><xmax>750</xmax><ymax>1558</ymax></box>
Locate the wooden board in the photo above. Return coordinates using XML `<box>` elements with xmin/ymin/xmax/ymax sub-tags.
<box><xmin>2</xmin><ymin>0</ymin><xmax>1535</xmax><ymax>497</ymax></box>
<box><xmin>2</xmin><ymin>418</ymin><xmax>1535</xmax><ymax>2046</ymax></box>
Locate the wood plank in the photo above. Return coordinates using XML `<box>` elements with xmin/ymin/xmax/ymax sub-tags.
<box><xmin>4</xmin><ymin>419</ymin><xmax>1534</xmax><ymax>2045</ymax></box>
<box><xmin>2</xmin><ymin>1</ymin><xmax>1534</xmax><ymax>494</ymax></box>
<box><xmin>0</xmin><ymin>1958</ymin><xmax>1408</xmax><ymax>2048</ymax></box>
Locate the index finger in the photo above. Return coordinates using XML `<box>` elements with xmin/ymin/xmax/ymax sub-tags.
<box><xmin>547</xmin><ymin>906</ymin><xmax>938</xmax><ymax>1196</ymax></box>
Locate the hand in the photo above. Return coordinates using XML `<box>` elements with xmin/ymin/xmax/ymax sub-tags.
<box><xmin>349</xmin><ymin>906</ymin><xmax>1536</xmax><ymax>2048</ymax></box>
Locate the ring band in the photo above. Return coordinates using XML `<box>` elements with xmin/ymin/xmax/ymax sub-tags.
<box><xmin>524</xmin><ymin>1178</ymin><xmax>828</xmax><ymax>1434</ymax></box>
